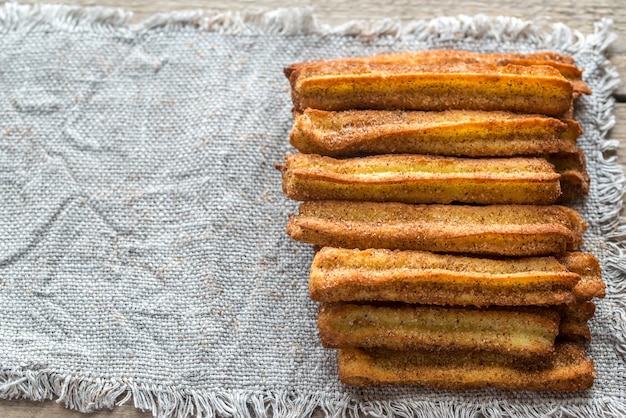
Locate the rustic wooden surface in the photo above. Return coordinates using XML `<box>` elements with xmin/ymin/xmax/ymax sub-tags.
<box><xmin>1</xmin><ymin>1</ymin><xmax>624</xmax><ymax>417</ymax></box>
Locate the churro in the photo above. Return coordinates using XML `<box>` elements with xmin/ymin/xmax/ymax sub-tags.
<box><xmin>279</xmin><ymin>153</ymin><xmax>562</xmax><ymax>205</ymax></box>
<box><xmin>281</xmin><ymin>49</ymin><xmax>600</xmax><ymax>391</ymax></box>
<box><xmin>318</xmin><ymin>303</ymin><xmax>560</xmax><ymax>356</ymax></box>
<box><xmin>550</xmin><ymin>150</ymin><xmax>590</xmax><ymax>202</ymax></box>
<box><xmin>287</xmin><ymin>201</ymin><xmax>586</xmax><ymax>256</ymax></box>
<box><xmin>558</xmin><ymin>252</ymin><xmax>605</xmax><ymax>300</ymax></box>
<box><xmin>286</xmin><ymin>60</ymin><xmax>574</xmax><ymax>116</ymax></box>
<box><xmin>338</xmin><ymin>341</ymin><xmax>594</xmax><ymax>391</ymax></box>
<box><xmin>290</xmin><ymin>109</ymin><xmax>581</xmax><ymax>157</ymax></box>
<box><xmin>309</xmin><ymin>247</ymin><xmax>583</xmax><ymax>306</ymax></box>
<box><xmin>285</xmin><ymin>50</ymin><xmax>590</xmax><ymax>97</ymax></box>
<box><xmin>560</xmin><ymin>321</ymin><xmax>592</xmax><ymax>341</ymax></box>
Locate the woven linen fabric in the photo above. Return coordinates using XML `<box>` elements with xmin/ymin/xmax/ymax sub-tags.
<box><xmin>0</xmin><ymin>3</ymin><xmax>624</xmax><ymax>417</ymax></box>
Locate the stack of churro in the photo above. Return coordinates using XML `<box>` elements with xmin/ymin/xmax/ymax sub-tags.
<box><xmin>279</xmin><ymin>50</ymin><xmax>605</xmax><ymax>391</ymax></box>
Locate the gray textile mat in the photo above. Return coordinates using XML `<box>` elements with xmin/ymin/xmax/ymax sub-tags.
<box><xmin>0</xmin><ymin>4</ymin><xmax>624</xmax><ymax>417</ymax></box>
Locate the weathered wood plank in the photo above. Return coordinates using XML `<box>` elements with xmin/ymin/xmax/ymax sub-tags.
<box><xmin>0</xmin><ymin>399</ymin><xmax>149</xmax><ymax>417</ymax></box>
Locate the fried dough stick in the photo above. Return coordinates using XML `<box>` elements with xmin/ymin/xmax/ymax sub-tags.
<box><xmin>287</xmin><ymin>201</ymin><xmax>586</xmax><ymax>257</ymax></box>
<box><xmin>285</xmin><ymin>50</ymin><xmax>590</xmax><ymax>97</ymax></box>
<box><xmin>290</xmin><ymin>109</ymin><xmax>581</xmax><ymax>158</ymax></box>
<box><xmin>279</xmin><ymin>153</ymin><xmax>562</xmax><ymax>205</ymax></box>
<box><xmin>318</xmin><ymin>303</ymin><xmax>560</xmax><ymax>356</ymax></box>
<box><xmin>550</xmin><ymin>150</ymin><xmax>590</xmax><ymax>202</ymax></box>
<box><xmin>285</xmin><ymin>61</ymin><xmax>574</xmax><ymax>116</ymax></box>
<box><xmin>309</xmin><ymin>247</ymin><xmax>582</xmax><ymax>306</ymax></box>
<box><xmin>560</xmin><ymin>302</ymin><xmax>597</xmax><ymax>341</ymax></box>
<box><xmin>562</xmin><ymin>301</ymin><xmax>597</xmax><ymax>323</ymax></box>
<box><xmin>558</xmin><ymin>252</ymin><xmax>606</xmax><ymax>300</ymax></box>
<box><xmin>560</xmin><ymin>321</ymin><xmax>592</xmax><ymax>342</ymax></box>
<box><xmin>338</xmin><ymin>341</ymin><xmax>594</xmax><ymax>391</ymax></box>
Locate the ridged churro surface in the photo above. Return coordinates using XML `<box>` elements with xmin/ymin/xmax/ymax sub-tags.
<box><xmin>318</xmin><ymin>303</ymin><xmax>560</xmax><ymax>356</ymax></box>
<box><xmin>338</xmin><ymin>342</ymin><xmax>595</xmax><ymax>391</ymax></box>
<box><xmin>286</xmin><ymin>61</ymin><xmax>574</xmax><ymax>116</ymax></box>
<box><xmin>550</xmin><ymin>150</ymin><xmax>590</xmax><ymax>202</ymax></box>
<box><xmin>560</xmin><ymin>320</ymin><xmax>592</xmax><ymax>341</ymax></box>
<box><xmin>281</xmin><ymin>49</ymin><xmax>600</xmax><ymax>392</ymax></box>
<box><xmin>558</xmin><ymin>252</ymin><xmax>606</xmax><ymax>300</ymax></box>
<box><xmin>285</xmin><ymin>50</ymin><xmax>590</xmax><ymax>97</ymax></box>
<box><xmin>287</xmin><ymin>201</ymin><xmax>586</xmax><ymax>256</ymax></box>
<box><xmin>280</xmin><ymin>153</ymin><xmax>562</xmax><ymax>205</ymax></box>
<box><xmin>557</xmin><ymin>301</ymin><xmax>597</xmax><ymax>341</ymax></box>
<box><xmin>562</xmin><ymin>301</ymin><xmax>597</xmax><ymax>323</ymax></box>
<box><xmin>309</xmin><ymin>247</ymin><xmax>582</xmax><ymax>306</ymax></box>
<box><xmin>290</xmin><ymin>109</ymin><xmax>581</xmax><ymax>157</ymax></box>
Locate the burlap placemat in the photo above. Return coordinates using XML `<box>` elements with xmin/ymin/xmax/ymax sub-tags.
<box><xmin>0</xmin><ymin>3</ymin><xmax>624</xmax><ymax>417</ymax></box>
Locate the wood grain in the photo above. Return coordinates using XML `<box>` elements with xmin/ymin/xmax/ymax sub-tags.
<box><xmin>0</xmin><ymin>399</ymin><xmax>149</xmax><ymax>417</ymax></box>
<box><xmin>0</xmin><ymin>1</ymin><xmax>623</xmax><ymax>417</ymax></box>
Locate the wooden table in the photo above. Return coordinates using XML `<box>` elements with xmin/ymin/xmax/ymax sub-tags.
<box><xmin>1</xmin><ymin>1</ymin><xmax>623</xmax><ymax>417</ymax></box>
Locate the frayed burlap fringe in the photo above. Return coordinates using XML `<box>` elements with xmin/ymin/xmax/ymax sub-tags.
<box><xmin>0</xmin><ymin>3</ymin><xmax>624</xmax><ymax>417</ymax></box>
<box><xmin>2</xmin><ymin>368</ymin><xmax>626</xmax><ymax>417</ymax></box>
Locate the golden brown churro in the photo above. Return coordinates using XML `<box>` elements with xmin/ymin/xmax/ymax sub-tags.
<box><xmin>338</xmin><ymin>341</ymin><xmax>594</xmax><ymax>391</ymax></box>
<box><xmin>562</xmin><ymin>301</ymin><xmax>597</xmax><ymax>323</ymax></box>
<box><xmin>285</xmin><ymin>50</ymin><xmax>590</xmax><ymax>97</ymax></box>
<box><xmin>558</xmin><ymin>302</ymin><xmax>597</xmax><ymax>341</ymax></box>
<box><xmin>309</xmin><ymin>247</ymin><xmax>582</xmax><ymax>306</ymax></box>
<box><xmin>558</xmin><ymin>252</ymin><xmax>606</xmax><ymax>300</ymax></box>
<box><xmin>280</xmin><ymin>49</ymin><xmax>600</xmax><ymax>391</ymax></box>
<box><xmin>287</xmin><ymin>201</ymin><xmax>586</xmax><ymax>256</ymax></box>
<box><xmin>286</xmin><ymin>60</ymin><xmax>574</xmax><ymax>116</ymax></box>
<box><xmin>560</xmin><ymin>321</ymin><xmax>592</xmax><ymax>342</ymax></box>
<box><xmin>279</xmin><ymin>153</ymin><xmax>562</xmax><ymax>205</ymax></box>
<box><xmin>318</xmin><ymin>303</ymin><xmax>560</xmax><ymax>356</ymax></box>
<box><xmin>290</xmin><ymin>109</ymin><xmax>581</xmax><ymax>158</ymax></box>
<box><xmin>550</xmin><ymin>150</ymin><xmax>590</xmax><ymax>202</ymax></box>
